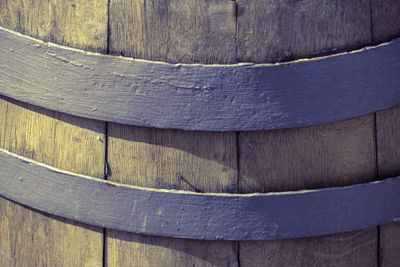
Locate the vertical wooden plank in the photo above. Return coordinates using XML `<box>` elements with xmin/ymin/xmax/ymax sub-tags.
<box><xmin>0</xmin><ymin>0</ymin><xmax>107</xmax><ymax>266</ymax></box>
<box><xmin>371</xmin><ymin>0</ymin><xmax>400</xmax><ymax>42</ymax></box>
<box><xmin>372</xmin><ymin>2</ymin><xmax>400</xmax><ymax>266</ymax></box>
<box><xmin>377</xmin><ymin>106</ymin><xmax>400</xmax><ymax>267</ymax></box>
<box><xmin>237</xmin><ymin>0</ymin><xmax>378</xmax><ymax>266</ymax></box>
<box><xmin>239</xmin><ymin>117</ymin><xmax>378</xmax><ymax>266</ymax></box>
<box><xmin>0</xmin><ymin>97</ymin><xmax>10</xmax><ymax>267</ymax></box>
<box><xmin>237</xmin><ymin>0</ymin><xmax>371</xmax><ymax>63</ymax></box>
<box><xmin>0</xmin><ymin>99</ymin><xmax>105</xmax><ymax>267</ymax></box>
<box><xmin>376</xmin><ymin>106</ymin><xmax>400</xmax><ymax>177</ymax></box>
<box><xmin>239</xmin><ymin>116</ymin><xmax>377</xmax><ymax>193</ymax></box>
<box><xmin>106</xmin><ymin>126</ymin><xmax>238</xmax><ymax>266</ymax></box>
<box><xmin>107</xmin><ymin>0</ymin><xmax>239</xmax><ymax>265</ymax></box>
<box><xmin>0</xmin><ymin>0</ymin><xmax>108</xmax><ymax>51</ymax></box>
<box><xmin>109</xmin><ymin>0</ymin><xmax>237</xmax><ymax>63</ymax></box>
<box><xmin>107</xmin><ymin>126</ymin><xmax>237</xmax><ymax>192</ymax></box>
<box><xmin>0</xmin><ymin>97</ymin><xmax>6</xmax><ymax>148</ymax></box>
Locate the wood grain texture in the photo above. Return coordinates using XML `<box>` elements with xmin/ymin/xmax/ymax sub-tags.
<box><xmin>377</xmin><ymin>106</ymin><xmax>400</xmax><ymax>178</ymax></box>
<box><xmin>236</xmin><ymin>0</ymin><xmax>372</xmax><ymax>63</ymax></box>
<box><xmin>0</xmin><ymin>97</ymin><xmax>105</xmax><ymax>267</ymax></box>
<box><xmin>237</xmin><ymin>0</ymin><xmax>378</xmax><ymax>266</ymax></box>
<box><xmin>108</xmin><ymin>0</ymin><xmax>237</xmax><ymax>264</ymax></box>
<box><xmin>106</xmin><ymin>125</ymin><xmax>238</xmax><ymax>265</ymax></box>
<box><xmin>377</xmin><ymin>106</ymin><xmax>400</xmax><ymax>267</ymax></box>
<box><xmin>0</xmin><ymin>97</ymin><xmax>6</xmax><ymax>148</ymax></box>
<box><xmin>0</xmin><ymin>0</ymin><xmax>107</xmax><ymax>264</ymax></box>
<box><xmin>107</xmin><ymin>126</ymin><xmax>237</xmax><ymax>193</ymax></box>
<box><xmin>109</xmin><ymin>0</ymin><xmax>237</xmax><ymax>63</ymax></box>
<box><xmin>0</xmin><ymin>0</ymin><xmax>397</xmax><ymax>266</ymax></box>
<box><xmin>0</xmin><ymin>203</ymin><xmax>103</xmax><ymax>267</ymax></box>
<box><xmin>1</xmin><ymin>27</ymin><xmax>400</xmax><ymax>131</ymax></box>
<box><xmin>239</xmin><ymin>115</ymin><xmax>377</xmax><ymax>193</ymax></box>
<box><xmin>2</xmin><ymin>147</ymin><xmax>400</xmax><ymax>240</ymax></box>
<box><xmin>372</xmin><ymin>2</ymin><xmax>400</xmax><ymax>266</ymax></box>
<box><xmin>240</xmin><ymin>229</ymin><xmax>377</xmax><ymax>267</ymax></box>
<box><xmin>371</xmin><ymin>0</ymin><xmax>400</xmax><ymax>42</ymax></box>
<box><xmin>0</xmin><ymin>0</ymin><xmax>108</xmax><ymax>51</ymax></box>
<box><xmin>239</xmin><ymin>116</ymin><xmax>378</xmax><ymax>266</ymax></box>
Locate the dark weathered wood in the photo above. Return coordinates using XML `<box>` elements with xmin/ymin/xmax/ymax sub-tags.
<box><xmin>240</xmin><ymin>229</ymin><xmax>377</xmax><ymax>267</ymax></box>
<box><xmin>1</xmin><ymin>27</ymin><xmax>399</xmax><ymax>131</ymax></box>
<box><xmin>371</xmin><ymin>0</ymin><xmax>400</xmax><ymax>42</ymax></box>
<box><xmin>377</xmin><ymin>105</ymin><xmax>400</xmax><ymax>266</ymax></box>
<box><xmin>236</xmin><ymin>0</ymin><xmax>372</xmax><ymax>63</ymax></box>
<box><xmin>0</xmin><ymin>148</ymin><xmax>399</xmax><ymax>241</ymax></box>
<box><xmin>237</xmin><ymin>1</ymin><xmax>378</xmax><ymax>266</ymax></box>
<box><xmin>239</xmin><ymin>115</ymin><xmax>378</xmax><ymax>192</ymax></box>
<box><xmin>372</xmin><ymin>2</ymin><xmax>400</xmax><ymax>266</ymax></box>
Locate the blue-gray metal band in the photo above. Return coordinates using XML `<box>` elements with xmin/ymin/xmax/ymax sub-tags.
<box><xmin>0</xmin><ymin>26</ymin><xmax>399</xmax><ymax>131</ymax></box>
<box><xmin>0</xmin><ymin>148</ymin><xmax>399</xmax><ymax>240</ymax></box>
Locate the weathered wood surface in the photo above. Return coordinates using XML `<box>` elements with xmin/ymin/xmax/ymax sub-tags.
<box><xmin>236</xmin><ymin>0</ymin><xmax>372</xmax><ymax>63</ymax></box>
<box><xmin>106</xmin><ymin>127</ymin><xmax>238</xmax><ymax>265</ymax></box>
<box><xmin>237</xmin><ymin>1</ymin><xmax>378</xmax><ymax>266</ymax></box>
<box><xmin>0</xmin><ymin>0</ymin><xmax>108</xmax><ymax>52</ymax></box>
<box><xmin>239</xmin><ymin>117</ymin><xmax>379</xmax><ymax>266</ymax></box>
<box><xmin>1</xmin><ymin>147</ymin><xmax>400</xmax><ymax>241</ymax></box>
<box><xmin>0</xmin><ymin>0</ymin><xmax>399</xmax><ymax>266</ymax></box>
<box><xmin>109</xmin><ymin>0</ymin><xmax>237</xmax><ymax>64</ymax></box>
<box><xmin>107</xmin><ymin>2</ymin><xmax>239</xmax><ymax>265</ymax></box>
<box><xmin>377</xmin><ymin>105</ymin><xmax>400</xmax><ymax>267</ymax></box>
<box><xmin>238</xmin><ymin>115</ymin><xmax>378</xmax><ymax>192</ymax></box>
<box><xmin>371</xmin><ymin>0</ymin><xmax>400</xmax><ymax>42</ymax></box>
<box><xmin>0</xmin><ymin>1</ymin><xmax>107</xmax><ymax>265</ymax></box>
<box><xmin>1</xmin><ymin>27</ymin><xmax>399</xmax><ymax>131</ymax></box>
<box><xmin>372</xmin><ymin>1</ymin><xmax>400</xmax><ymax>266</ymax></box>
<box><xmin>0</xmin><ymin>97</ymin><xmax>105</xmax><ymax>267</ymax></box>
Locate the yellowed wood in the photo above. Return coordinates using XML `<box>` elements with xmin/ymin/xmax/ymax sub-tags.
<box><xmin>0</xmin><ymin>201</ymin><xmax>104</xmax><ymax>267</ymax></box>
<box><xmin>372</xmin><ymin>2</ymin><xmax>400</xmax><ymax>265</ymax></box>
<box><xmin>0</xmin><ymin>99</ymin><xmax>106</xmax><ymax>267</ymax></box>
<box><xmin>239</xmin><ymin>116</ymin><xmax>378</xmax><ymax>266</ymax></box>
<box><xmin>109</xmin><ymin>0</ymin><xmax>237</xmax><ymax>63</ymax></box>
<box><xmin>237</xmin><ymin>0</ymin><xmax>378</xmax><ymax>266</ymax></box>
<box><xmin>376</xmin><ymin>106</ymin><xmax>400</xmax><ymax>267</ymax></box>
<box><xmin>108</xmin><ymin>231</ymin><xmax>238</xmax><ymax>267</ymax></box>
<box><xmin>0</xmin><ymin>0</ymin><xmax>107</xmax><ymax>265</ymax></box>
<box><xmin>107</xmin><ymin>0</ymin><xmax>238</xmax><ymax>265</ymax></box>
<box><xmin>106</xmin><ymin>125</ymin><xmax>237</xmax><ymax>192</ymax></box>
<box><xmin>0</xmin><ymin>0</ymin><xmax>108</xmax><ymax>51</ymax></box>
<box><xmin>106</xmin><ymin>125</ymin><xmax>238</xmax><ymax>266</ymax></box>
<box><xmin>0</xmin><ymin>96</ymin><xmax>6</xmax><ymax>148</ymax></box>
<box><xmin>236</xmin><ymin>0</ymin><xmax>371</xmax><ymax>63</ymax></box>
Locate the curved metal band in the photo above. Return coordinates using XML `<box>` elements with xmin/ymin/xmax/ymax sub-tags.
<box><xmin>1</xmin><ymin>148</ymin><xmax>399</xmax><ymax>240</ymax></box>
<box><xmin>0</xmin><ymin>26</ymin><xmax>399</xmax><ymax>131</ymax></box>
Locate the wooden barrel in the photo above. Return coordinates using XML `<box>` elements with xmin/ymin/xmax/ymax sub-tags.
<box><xmin>0</xmin><ymin>0</ymin><xmax>399</xmax><ymax>266</ymax></box>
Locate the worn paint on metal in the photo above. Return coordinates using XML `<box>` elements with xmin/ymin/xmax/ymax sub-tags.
<box><xmin>0</xmin><ymin>148</ymin><xmax>399</xmax><ymax>240</ymax></box>
<box><xmin>0</xmin><ymin>26</ymin><xmax>399</xmax><ymax>131</ymax></box>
